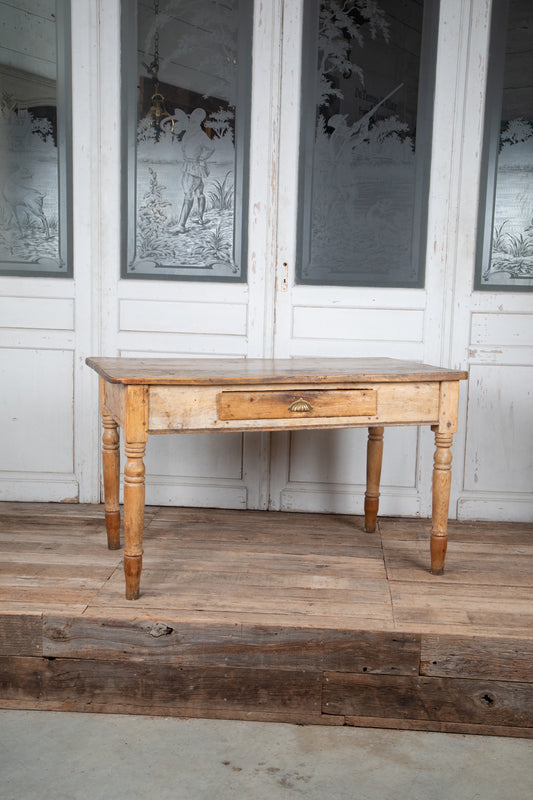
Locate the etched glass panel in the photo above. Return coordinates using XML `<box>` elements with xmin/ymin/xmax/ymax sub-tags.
<box><xmin>297</xmin><ymin>0</ymin><xmax>437</xmax><ymax>287</ymax></box>
<box><xmin>123</xmin><ymin>0</ymin><xmax>251</xmax><ymax>281</ymax></box>
<box><xmin>0</xmin><ymin>0</ymin><xmax>71</xmax><ymax>277</ymax></box>
<box><xmin>476</xmin><ymin>0</ymin><xmax>533</xmax><ymax>291</ymax></box>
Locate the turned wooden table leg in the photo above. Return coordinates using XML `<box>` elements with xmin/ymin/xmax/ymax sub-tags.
<box><xmin>364</xmin><ymin>426</ymin><xmax>384</xmax><ymax>533</ymax></box>
<box><xmin>102</xmin><ymin>410</ymin><xmax>121</xmax><ymax>550</ymax></box>
<box><xmin>123</xmin><ymin>441</ymin><xmax>145</xmax><ymax>600</ymax></box>
<box><xmin>430</xmin><ymin>428</ymin><xmax>454</xmax><ymax>575</ymax></box>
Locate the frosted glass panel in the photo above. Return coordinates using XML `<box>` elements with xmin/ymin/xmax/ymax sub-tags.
<box><xmin>297</xmin><ymin>0</ymin><xmax>437</xmax><ymax>287</ymax></box>
<box><xmin>123</xmin><ymin>0</ymin><xmax>251</xmax><ymax>281</ymax></box>
<box><xmin>476</xmin><ymin>0</ymin><xmax>533</xmax><ymax>291</ymax></box>
<box><xmin>0</xmin><ymin>0</ymin><xmax>71</xmax><ymax>277</ymax></box>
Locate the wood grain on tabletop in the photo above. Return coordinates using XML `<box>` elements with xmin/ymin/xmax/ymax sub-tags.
<box><xmin>86</xmin><ymin>356</ymin><xmax>468</xmax><ymax>385</ymax></box>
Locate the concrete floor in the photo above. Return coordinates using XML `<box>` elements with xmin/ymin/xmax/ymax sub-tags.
<box><xmin>1</xmin><ymin>711</ymin><xmax>532</xmax><ymax>800</ymax></box>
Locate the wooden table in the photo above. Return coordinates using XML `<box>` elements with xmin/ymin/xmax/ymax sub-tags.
<box><xmin>86</xmin><ymin>357</ymin><xmax>468</xmax><ymax>599</ymax></box>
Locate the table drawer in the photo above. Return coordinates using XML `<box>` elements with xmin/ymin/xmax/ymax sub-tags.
<box><xmin>218</xmin><ymin>388</ymin><xmax>377</xmax><ymax>420</ymax></box>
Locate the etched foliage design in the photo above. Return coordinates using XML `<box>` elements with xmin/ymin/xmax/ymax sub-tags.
<box><xmin>299</xmin><ymin>0</ymin><xmax>430</xmax><ymax>287</ymax></box>
<box><xmin>485</xmin><ymin>119</ymin><xmax>533</xmax><ymax>285</ymax></box>
<box><xmin>477</xmin><ymin>0</ymin><xmax>533</xmax><ymax>290</ymax></box>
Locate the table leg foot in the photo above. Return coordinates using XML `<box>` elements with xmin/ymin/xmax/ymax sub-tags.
<box><xmin>364</xmin><ymin>499</ymin><xmax>378</xmax><ymax>533</ymax></box>
<box><xmin>124</xmin><ymin>554</ymin><xmax>142</xmax><ymax>600</ymax></box>
<box><xmin>364</xmin><ymin>427</ymin><xmax>384</xmax><ymax>533</ymax></box>
<box><xmin>105</xmin><ymin>510</ymin><xmax>121</xmax><ymax>550</ymax></box>
<box><xmin>430</xmin><ymin>533</ymin><xmax>447</xmax><ymax>575</ymax></box>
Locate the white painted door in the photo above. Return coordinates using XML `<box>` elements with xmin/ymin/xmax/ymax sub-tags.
<box><xmin>263</xmin><ymin>0</ymin><xmax>533</xmax><ymax>522</ymax></box>
<box><xmin>0</xmin><ymin>0</ymin><xmax>95</xmax><ymax>503</ymax></box>
<box><xmin>438</xmin><ymin>0</ymin><xmax>533</xmax><ymax>522</ymax></box>
<box><xmin>1</xmin><ymin>0</ymin><xmax>531</xmax><ymax>523</ymax></box>
<box><xmin>266</xmin><ymin>0</ymin><xmax>444</xmax><ymax>517</ymax></box>
<box><xmin>94</xmin><ymin>0</ymin><xmax>273</xmax><ymax>510</ymax></box>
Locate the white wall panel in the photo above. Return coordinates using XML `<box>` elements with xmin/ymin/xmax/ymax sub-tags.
<box><xmin>288</xmin><ymin>427</ymin><xmax>418</xmax><ymax>488</ymax></box>
<box><xmin>0</xmin><ymin>347</ymin><xmax>74</xmax><ymax>473</ymax></box>
<box><xmin>0</xmin><ymin>297</ymin><xmax>74</xmax><ymax>330</ymax></box>
<box><xmin>0</xmin><ymin>329</ymin><xmax>75</xmax><ymax>349</ymax></box>
<box><xmin>118</xmin><ymin>332</ymin><xmax>247</xmax><ymax>356</ymax></box>
<box><xmin>471</xmin><ymin>313</ymin><xmax>533</xmax><ymax>347</ymax></box>
<box><xmin>119</xmin><ymin>299</ymin><xmax>247</xmax><ymax>336</ymax></box>
<box><xmin>464</xmin><ymin>364</ymin><xmax>533</xmax><ymax>494</ymax></box>
<box><xmin>292</xmin><ymin>307</ymin><xmax>424</xmax><ymax>343</ymax></box>
<box><xmin>143</xmin><ymin>432</ymin><xmax>243</xmax><ymax>480</ymax></box>
<box><xmin>122</xmin><ymin>431</ymin><xmax>247</xmax><ymax>508</ymax></box>
<box><xmin>142</xmin><ymin>481</ymin><xmax>247</xmax><ymax>509</ymax></box>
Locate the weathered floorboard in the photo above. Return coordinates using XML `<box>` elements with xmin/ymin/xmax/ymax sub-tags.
<box><xmin>0</xmin><ymin>502</ymin><xmax>531</xmax><ymax>736</ymax></box>
<box><xmin>322</xmin><ymin>672</ymin><xmax>533</xmax><ymax>728</ymax></box>
<box><xmin>0</xmin><ymin>614</ymin><xmax>42</xmax><ymax>656</ymax></box>
<box><xmin>43</xmin><ymin>616</ymin><xmax>420</xmax><ymax>674</ymax></box>
<box><xmin>0</xmin><ymin>656</ymin><xmax>323</xmax><ymax>719</ymax></box>
<box><xmin>420</xmin><ymin>634</ymin><xmax>533</xmax><ymax>682</ymax></box>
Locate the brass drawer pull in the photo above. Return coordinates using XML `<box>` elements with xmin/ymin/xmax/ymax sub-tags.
<box><xmin>288</xmin><ymin>398</ymin><xmax>313</xmax><ymax>413</ymax></box>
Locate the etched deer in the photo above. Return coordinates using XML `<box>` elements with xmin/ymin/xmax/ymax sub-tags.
<box><xmin>2</xmin><ymin>167</ymin><xmax>50</xmax><ymax>239</ymax></box>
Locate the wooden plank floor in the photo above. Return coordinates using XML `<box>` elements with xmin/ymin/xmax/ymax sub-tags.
<box><xmin>1</xmin><ymin>502</ymin><xmax>532</xmax><ymax>737</ymax></box>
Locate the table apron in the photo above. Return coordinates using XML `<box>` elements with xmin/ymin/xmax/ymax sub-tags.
<box><xmin>140</xmin><ymin>381</ymin><xmax>441</xmax><ymax>433</ymax></box>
